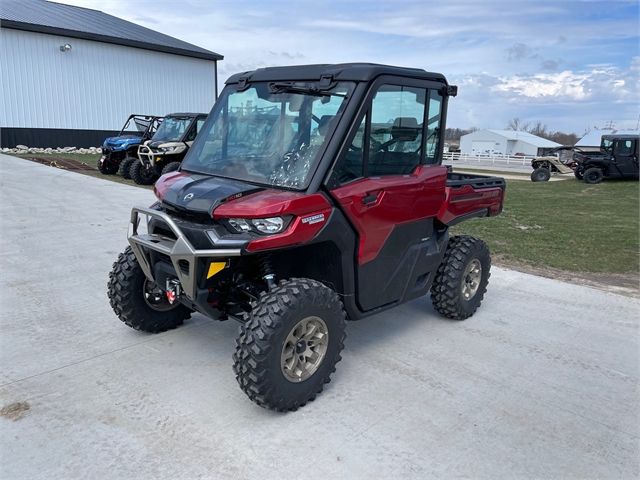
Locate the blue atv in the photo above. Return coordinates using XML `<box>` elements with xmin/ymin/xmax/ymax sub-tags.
<box><xmin>98</xmin><ymin>115</ymin><xmax>163</xmax><ymax>177</ymax></box>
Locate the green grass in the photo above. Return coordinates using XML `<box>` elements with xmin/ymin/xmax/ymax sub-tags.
<box><xmin>454</xmin><ymin>179</ymin><xmax>639</xmax><ymax>275</ymax></box>
<box><xmin>9</xmin><ymin>153</ymin><xmax>640</xmax><ymax>276</ymax></box>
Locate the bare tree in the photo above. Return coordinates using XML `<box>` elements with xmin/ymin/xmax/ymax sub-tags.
<box><xmin>527</xmin><ymin>121</ymin><xmax>548</xmax><ymax>137</ymax></box>
<box><xmin>507</xmin><ymin>117</ymin><xmax>522</xmax><ymax>130</ymax></box>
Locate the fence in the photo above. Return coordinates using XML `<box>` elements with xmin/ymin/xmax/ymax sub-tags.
<box><xmin>443</xmin><ymin>152</ymin><xmax>536</xmax><ymax>166</ymax></box>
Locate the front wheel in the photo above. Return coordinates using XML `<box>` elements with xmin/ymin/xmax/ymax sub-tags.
<box><xmin>118</xmin><ymin>156</ymin><xmax>136</xmax><ymax>179</ymax></box>
<box><xmin>233</xmin><ymin>278</ymin><xmax>346</xmax><ymax>411</ymax></box>
<box><xmin>107</xmin><ymin>247</ymin><xmax>191</xmax><ymax>332</ymax></box>
<box><xmin>574</xmin><ymin>167</ymin><xmax>584</xmax><ymax>180</ymax></box>
<box><xmin>130</xmin><ymin>159</ymin><xmax>158</xmax><ymax>185</ymax></box>
<box><xmin>531</xmin><ymin>167</ymin><xmax>551</xmax><ymax>182</ymax></box>
<box><xmin>97</xmin><ymin>156</ymin><xmax>118</xmax><ymax>174</ymax></box>
<box><xmin>431</xmin><ymin>235</ymin><xmax>491</xmax><ymax>320</ymax></box>
<box><xmin>583</xmin><ymin>167</ymin><xmax>603</xmax><ymax>184</ymax></box>
<box><xmin>161</xmin><ymin>161</ymin><xmax>181</xmax><ymax>175</ymax></box>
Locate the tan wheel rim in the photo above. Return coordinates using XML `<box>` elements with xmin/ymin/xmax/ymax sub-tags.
<box><xmin>462</xmin><ymin>259</ymin><xmax>482</xmax><ymax>300</ymax></box>
<box><xmin>281</xmin><ymin>316</ymin><xmax>329</xmax><ymax>383</ymax></box>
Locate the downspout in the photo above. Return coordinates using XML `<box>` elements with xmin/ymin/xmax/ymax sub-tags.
<box><xmin>214</xmin><ymin>61</ymin><xmax>219</xmax><ymax>100</ymax></box>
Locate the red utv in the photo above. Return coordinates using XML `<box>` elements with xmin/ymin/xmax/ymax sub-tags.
<box><xmin>108</xmin><ymin>64</ymin><xmax>505</xmax><ymax>411</ymax></box>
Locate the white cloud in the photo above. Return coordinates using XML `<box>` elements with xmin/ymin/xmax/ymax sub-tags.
<box><xmin>493</xmin><ymin>71</ymin><xmax>591</xmax><ymax>100</ymax></box>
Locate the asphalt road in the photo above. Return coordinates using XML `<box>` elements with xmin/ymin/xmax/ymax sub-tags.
<box><xmin>1</xmin><ymin>153</ymin><xmax>638</xmax><ymax>479</ymax></box>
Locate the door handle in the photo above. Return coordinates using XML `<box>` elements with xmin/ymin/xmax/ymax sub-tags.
<box><xmin>362</xmin><ymin>191</ymin><xmax>381</xmax><ymax>205</ymax></box>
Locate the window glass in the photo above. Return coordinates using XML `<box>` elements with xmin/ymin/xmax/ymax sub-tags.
<box><xmin>368</xmin><ymin>85</ymin><xmax>425</xmax><ymax>176</ymax></box>
<box><xmin>614</xmin><ymin>139</ymin><xmax>633</xmax><ymax>155</ymax></box>
<box><xmin>333</xmin><ymin>114</ymin><xmax>366</xmax><ymax>184</ymax></box>
<box><xmin>183</xmin><ymin>82</ymin><xmax>353</xmax><ymax>189</ymax></box>
<box><xmin>425</xmin><ymin>90</ymin><xmax>442</xmax><ymax>163</ymax></box>
<box><xmin>602</xmin><ymin>138</ymin><xmax>614</xmax><ymax>150</ymax></box>
<box><xmin>153</xmin><ymin>116</ymin><xmax>192</xmax><ymax>142</ymax></box>
<box><xmin>196</xmin><ymin>118</ymin><xmax>206</xmax><ymax>133</ymax></box>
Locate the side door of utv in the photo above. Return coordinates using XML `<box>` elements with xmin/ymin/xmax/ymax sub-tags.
<box><xmin>328</xmin><ymin>78</ymin><xmax>449</xmax><ymax>312</ymax></box>
<box><xmin>612</xmin><ymin>138</ymin><xmax>639</xmax><ymax>177</ymax></box>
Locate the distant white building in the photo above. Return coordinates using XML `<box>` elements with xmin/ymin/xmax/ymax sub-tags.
<box><xmin>460</xmin><ymin>129</ymin><xmax>561</xmax><ymax>156</ymax></box>
<box><xmin>576</xmin><ymin>129</ymin><xmax>640</xmax><ymax>150</ymax></box>
<box><xmin>1</xmin><ymin>0</ymin><xmax>223</xmax><ymax>148</ymax></box>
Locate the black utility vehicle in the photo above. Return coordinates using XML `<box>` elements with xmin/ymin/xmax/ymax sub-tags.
<box><xmin>575</xmin><ymin>134</ymin><xmax>639</xmax><ymax>184</ymax></box>
<box><xmin>98</xmin><ymin>115</ymin><xmax>163</xmax><ymax>176</ymax></box>
<box><xmin>130</xmin><ymin>113</ymin><xmax>207</xmax><ymax>185</ymax></box>
<box><xmin>108</xmin><ymin>64</ymin><xmax>505</xmax><ymax>411</ymax></box>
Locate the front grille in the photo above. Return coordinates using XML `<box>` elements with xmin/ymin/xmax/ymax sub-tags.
<box><xmin>160</xmin><ymin>202</ymin><xmax>214</xmax><ymax>224</ymax></box>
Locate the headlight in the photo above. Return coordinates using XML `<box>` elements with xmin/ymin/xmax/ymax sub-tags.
<box><xmin>227</xmin><ymin>217</ymin><xmax>287</xmax><ymax>234</ymax></box>
<box><xmin>252</xmin><ymin>217</ymin><xmax>284</xmax><ymax>234</ymax></box>
<box><xmin>160</xmin><ymin>145</ymin><xmax>185</xmax><ymax>154</ymax></box>
<box><xmin>228</xmin><ymin>218</ymin><xmax>252</xmax><ymax>232</ymax></box>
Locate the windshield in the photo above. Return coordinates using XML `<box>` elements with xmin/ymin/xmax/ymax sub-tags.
<box><xmin>181</xmin><ymin>81</ymin><xmax>354</xmax><ymax>189</ymax></box>
<box><xmin>120</xmin><ymin>116</ymin><xmax>152</xmax><ymax>136</ymax></box>
<box><xmin>153</xmin><ymin>116</ymin><xmax>194</xmax><ymax>142</ymax></box>
<box><xmin>601</xmin><ymin>138</ymin><xmax>614</xmax><ymax>151</ymax></box>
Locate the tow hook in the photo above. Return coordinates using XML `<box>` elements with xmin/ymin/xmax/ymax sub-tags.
<box><xmin>165</xmin><ymin>279</ymin><xmax>182</xmax><ymax>304</ymax></box>
<box><xmin>263</xmin><ymin>273</ymin><xmax>276</xmax><ymax>291</ymax></box>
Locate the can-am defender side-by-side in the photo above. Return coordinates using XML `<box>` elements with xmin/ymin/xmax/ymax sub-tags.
<box><xmin>98</xmin><ymin>115</ymin><xmax>163</xmax><ymax>176</ymax></box>
<box><xmin>575</xmin><ymin>134</ymin><xmax>639</xmax><ymax>184</ymax></box>
<box><xmin>108</xmin><ymin>64</ymin><xmax>505</xmax><ymax>411</ymax></box>
<box><xmin>130</xmin><ymin>113</ymin><xmax>207</xmax><ymax>185</ymax></box>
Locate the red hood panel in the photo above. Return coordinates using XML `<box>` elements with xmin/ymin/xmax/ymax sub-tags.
<box><xmin>212</xmin><ymin>190</ymin><xmax>332</xmax><ymax>218</ymax></box>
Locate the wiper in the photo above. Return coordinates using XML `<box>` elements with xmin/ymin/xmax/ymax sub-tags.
<box><xmin>268</xmin><ymin>82</ymin><xmax>346</xmax><ymax>97</ymax></box>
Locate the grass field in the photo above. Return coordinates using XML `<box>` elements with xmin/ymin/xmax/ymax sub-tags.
<box><xmin>9</xmin><ymin>153</ymin><xmax>640</xmax><ymax>281</ymax></box>
<box><xmin>454</xmin><ymin>179</ymin><xmax>639</xmax><ymax>276</ymax></box>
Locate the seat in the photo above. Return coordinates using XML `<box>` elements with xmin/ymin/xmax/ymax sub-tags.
<box><xmin>369</xmin><ymin>117</ymin><xmax>421</xmax><ymax>175</ymax></box>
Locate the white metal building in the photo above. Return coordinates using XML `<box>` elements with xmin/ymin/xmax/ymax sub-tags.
<box><xmin>0</xmin><ymin>0</ymin><xmax>223</xmax><ymax>147</ymax></box>
<box><xmin>460</xmin><ymin>129</ymin><xmax>561</xmax><ymax>156</ymax></box>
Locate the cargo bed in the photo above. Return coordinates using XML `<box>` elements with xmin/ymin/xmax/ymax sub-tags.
<box><xmin>437</xmin><ymin>172</ymin><xmax>506</xmax><ymax>226</ymax></box>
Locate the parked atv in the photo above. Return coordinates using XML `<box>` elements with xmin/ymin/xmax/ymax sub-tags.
<box><xmin>530</xmin><ymin>135</ymin><xmax>639</xmax><ymax>183</ymax></box>
<box><xmin>530</xmin><ymin>146</ymin><xmax>579</xmax><ymax>182</ymax></box>
<box><xmin>108</xmin><ymin>64</ymin><xmax>505</xmax><ymax>411</ymax></box>
<box><xmin>130</xmin><ymin>113</ymin><xmax>207</xmax><ymax>185</ymax></box>
<box><xmin>98</xmin><ymin>115</ymin><xmax>163</xmax><ymax>176</ymax></box>
<box><xmin>575</xmin><ymin>134</ymin><xmax>639</xmax><ymax>184</ymax></box>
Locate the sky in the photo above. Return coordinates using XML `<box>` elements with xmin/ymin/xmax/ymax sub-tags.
<box><xmin>61</xmin><ymin>0</ymin><xmax>639</xmax><ymax>134</ymax></box>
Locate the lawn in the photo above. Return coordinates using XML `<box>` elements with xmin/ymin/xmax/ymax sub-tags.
<box><xmin>8</xmin><ymin>153</ymin><xmax>640</xmax><ymax>279</ymax></box>
<box><xmin>454</xmin><ymin>178</ymin><xmax>639</xmax><ymax>276</ymax></box>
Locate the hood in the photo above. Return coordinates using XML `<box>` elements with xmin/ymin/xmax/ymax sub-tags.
<box><xmin>103</xmin><ymin>135</ymin><xmax>142</xmax><ymax>149</ymax></box>
<box><xmin>149</xmin><ymin>139</ymin><xmax>182</xmax><ymax>148</ymax></box>
<box><xmin>155</xmin><ymin>171</ymin><xmax>264</xmax><ymax>215</ymax></box>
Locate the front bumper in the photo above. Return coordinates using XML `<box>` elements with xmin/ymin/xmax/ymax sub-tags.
<box><xmin>128</xmin><ymin>206</ymin><xmax>243</xmax><ymax>301</ymax></box>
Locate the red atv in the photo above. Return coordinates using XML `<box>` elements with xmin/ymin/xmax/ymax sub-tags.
<box><xmin>108</xmin><ymin>64</ymin><xmax>505</xmax><ymax>411</ymax></box>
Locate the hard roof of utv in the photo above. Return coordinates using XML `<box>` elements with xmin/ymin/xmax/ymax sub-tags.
<box><xmin>225</xmin><ymin>63</ymin><xmax>449</xmax><ymax>85</ymax></box>
<box><xmin>165</xmin><ymin>113</ymin><xmax>207</xmax><ymax>118</ymax></box>
<box><xmin>602</xmin><ymin>134</ymin><xmax>640</xmax><ymax>140</ymax></box>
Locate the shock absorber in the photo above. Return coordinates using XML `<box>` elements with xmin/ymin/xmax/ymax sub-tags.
<box><xmin>260</xmin><ymin>255</ymin><xmax>276</xmax><ymax>291</ymax></box>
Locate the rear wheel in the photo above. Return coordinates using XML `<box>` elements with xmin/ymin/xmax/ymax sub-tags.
<box><xmin>233</xmin><ymin>278</ymin><xmax>346</xmax><ymax>411</ymax></box>
<box><xmin>161</xmin><ymin>161</ymin><xmax>181</xmax><ymax>175</ymax></box>
<box><xmin>107</xmin><ymin>247</ymin><xmax>191</xmax><ymax>332</ymax></box>
<box><xmin>583</xmin><ymin>167</ymin><xmax>603</xmax><ymax>184</ymax></box>
<box><xmin>118</xmin><ymin>156</ymin><xmax>136</xmax><ymax>179</ymax></box>
<box><xmin>531</xmin><ymin>167</ymin><xmax>551</xmax><ymax>182</ymax></box>
<box><xmin>431</xmin><ymin>235</ymin><xmax>491</xmax><ymax>320</ymax></box>
<box><xmin>130</xmin><ymin>159</ymin><xmax>158</xmax><ymax>185</ymax></box>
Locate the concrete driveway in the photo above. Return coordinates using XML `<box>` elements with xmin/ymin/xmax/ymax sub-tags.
<box><xmin>1</xmin><ymin>153</ymin><xmax>638</xmax><ymax>479</ymax></box>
